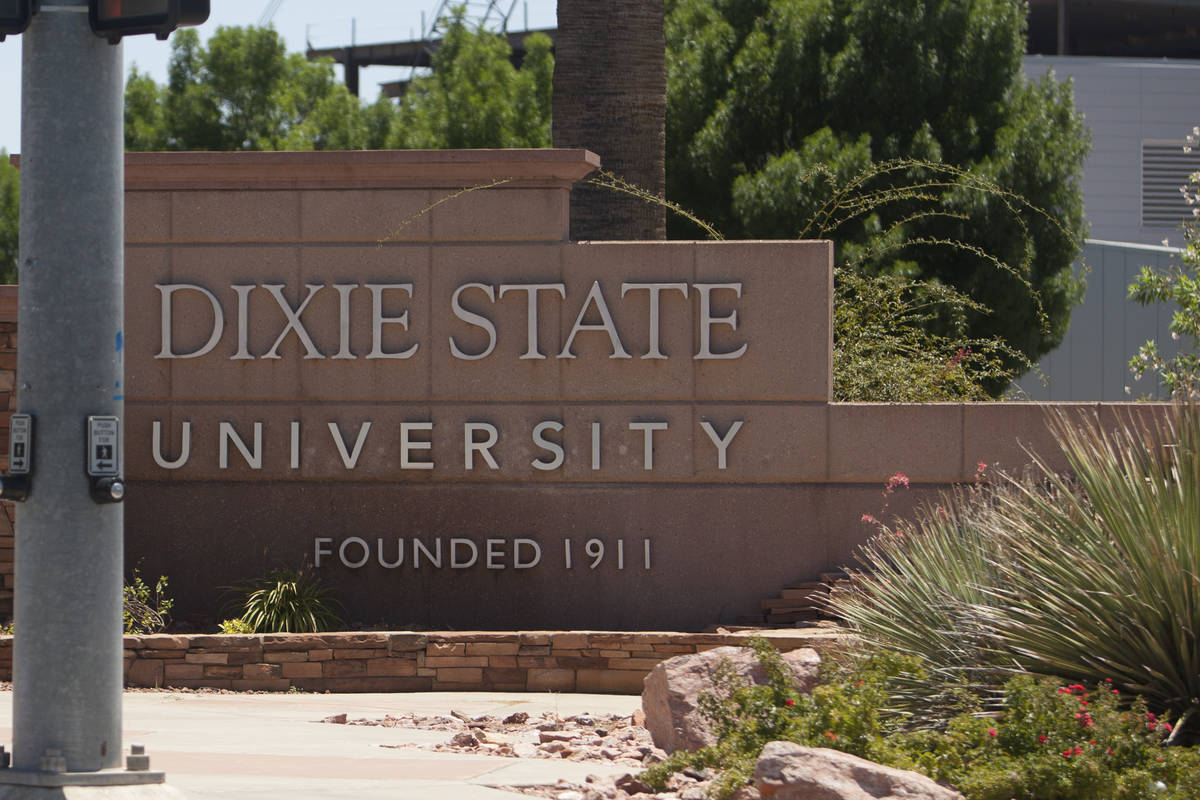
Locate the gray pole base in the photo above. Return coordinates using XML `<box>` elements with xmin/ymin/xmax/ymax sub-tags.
<box><xmin>0</xmin><ymin>770</ymin><xmax>165</xmax><ymax>789</ymax></box>
<box><xmin>0</xmin><ymin>782</ymin><xmax>183</xmax><ymax>799</ymax></box>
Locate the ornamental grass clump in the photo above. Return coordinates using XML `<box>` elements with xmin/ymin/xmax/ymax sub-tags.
<box><xmin>229</xmin><ymin>566</ymin><xmax>342</xmax><ymax>633</ymax></box>
<box><xmin>982</xmin><ymin>401</ymin><xmax>1200</xmax><ymax>735</ymax></box>
<box><xmin>828</xmin><ymin>401</ymin><xmax>1200</xmax><ymax>736</ymax></box>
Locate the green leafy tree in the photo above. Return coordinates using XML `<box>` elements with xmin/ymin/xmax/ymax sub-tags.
<box><xmin>665</xmin><ymin>0</ymin><xmax>1090</xmax><ymax>377</ymax></box>
<box><xmin>125</xmin><ymin>26</ymin><xmax>391</xmax><ymax>151</ymax></box>
<box><xmin>393</xmin><ymin>11</ymin><xmax>553</xmax><ymax>149</ymax></box>
<box><xmin>0</xmin><ymin>151</ymin><xmax>16</xmax><ymax>283</ymax></box>
<box><xmin>1129</xmin><ymin>134</ymin><xmax>1200</xmax><ymax>397</ymax></box>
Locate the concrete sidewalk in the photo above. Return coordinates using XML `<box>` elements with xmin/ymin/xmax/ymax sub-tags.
<box><xmin>0</xmin><ymin>691</ymin><xmax>643</xmax><ymax>799</ymax></box>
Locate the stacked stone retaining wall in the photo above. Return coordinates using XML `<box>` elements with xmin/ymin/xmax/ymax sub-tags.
<box><xmin>0</xmin><ymin>629</ymin><xmax>842</xmax><ymax>694</ymax></box>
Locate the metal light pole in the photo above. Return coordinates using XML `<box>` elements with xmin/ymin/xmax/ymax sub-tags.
<box><xmin>0</xmin><ymin>1</ymin><xmax>162</xmax><ymax>792</ymax></box>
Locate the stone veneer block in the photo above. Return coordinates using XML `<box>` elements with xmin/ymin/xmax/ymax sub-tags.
<box><xmin>428</xmin><ymin>403</ymin><xmax>571</xmax><ymax>483</ymax></box>
<box><xmin>125</xmin><ymin>192</ymin><xmax>171</xmax><ymax>243</ymax></box>
<box><xmin>262</xmin><ymin>652</ymin><xmax>307</xmax><ymax>664</ymax></box>
<box><xmin>430</xmin><ymin>188</ymin><xmax>569</xmax><ymax>243</ymax></box>
<box><xmin>1096</xmin><ymin>402</ymin><xmax>1175</xmax><ymax>455</ymax></box>
<box><xmin>124</xmin><ymin>248</ymin><xmax>171</xmax><ymax>401</ymax></box>
<box><xmin>550</xmin><ymin>633</ymin><xmax>590</xmax><ymax>649</ymax></box>
<box><xmin>388</xmin><ymin>633</ymin><xmax>430</xmax><ymax>651</ymax></box>
<box><xmin>575</xmin><ymin>669</ymin><xmax>647</xmax><ymax>694</ymax></box>
<box><xmin>282</xmin><ymin>662</ymin><xmax>323</xmax><ymax>679</ymax></box>
<box><xmin>123</xmin><ymin>150</ymin><xmax>600</xmax><ymax>193</ymax></box>
<box><xmin>126</xmin><ymin>660</ymin><xmax>162</xmax><ymax>687</ymax></box>
<box><xmin>692</xmin><ymin>404</ymin><xmax>828</xmax><ymax>482</ymax></box>
<box><xmin>366</xmin><ymin>659</ymin><xmax>418</xmax><ymax>677</ymax></box>
<box><xmin>184</xmin><ymin>652</ymin><xmax>228</xmax><ymax>665</ymax></box>
<box><xmin>159</xmin><ymin>245</ymin><xmax>305</xmax><ymax>401</ymax></box>
<box><xmin>297</xmin><ymin>404</ymin><xmax>434</xmax><ymax>483</ymax></box>
<box><xmin>559</xmin><ymin>242</ymin><xmax>696</xmax><ymax>402</ymax></box>
<box><xmin>293</xmin><ymin>245</ymin><xmax>433</xmax><ymax>402</ymax></box>
<box><xmin>429</xmin><ymin>244</ymin><xmax>564</xmax><ymax>401</ymax></box>
<box><xmin>829</xmin><ymin>403</ymin><xmax>965</xmax><ymax>483</ymax></box>
<box><xmin>527</xmin><ymin>668</ymin><xmax>576</xmax><ymax>691</ymax></box>
<box><xmin>694</xmin><ymin>241</ymin><xmax>833</xmax><ymax>403</ymax></box>
<box><xmin>124</xmin><ymin>403</ymin><xmax>172</xmax><ymax>481</ymax></box>
<box><xmin>323</xmin><ymin>660</ymin><xmax>367</xmax><ymax>677</ymax></box>
<box><xmin>332</xmin><ymin>648</ymin><xmax>385</xmax><ymax>659</ymax></box>
<box><xmin>465</xmin><ymin>642</ymin><xmax>521</xmax><ymax>656</ymax></box>
<box><xmin>300</xmin><ymin>189</ymin><xmax>433</xmax><ymax>243</ymax></box>
<box><xmin>171</xmin><ymin>191</ymin><xmax>301</xmax><ymax>244</ymax></box>
<box><xmin>560</xmin><ymin>403</ymin><xmax>693</xmax><ymax>481</ymax></box>
<box><xmin>962</xmin><ymin>402</ymin><xmax>1079</xmax><ymax>477</ymax></box>
<box><xmin>163</xmin><ymin>663</ymin><xmax>203</xmax><ymax>680</ymax></box>
<box><xmin>149</xmin><ymin>404</ymin><xmax>303</xmax><ymax>481</ymax></box>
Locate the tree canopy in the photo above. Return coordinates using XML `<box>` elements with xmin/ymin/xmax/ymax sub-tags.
<box><xmin>124</xmin><ymin>19</ymin><xmax>553</xmax><ymax>153</ymax></box>
<box><xmin>395</xmin><ymin>10</ymin><xmax>553</xmax><ymax>149</ymax></box>
<box><xmin>0</xmin><ymin>152</ymin><xmax>16</xmax><ymax>284</ymax></box>
<box><xmin>125</xmin><ymin>26</ymin><xmax>391</xmax><ymax>151</ymax></box>
<box><xmin>665</xmin><ymin>0</ymin><xmax>1090</xmax><ymax>375</ymax></box>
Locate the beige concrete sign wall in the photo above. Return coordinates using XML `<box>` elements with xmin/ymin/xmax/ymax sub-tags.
<box><xmin>113</xmin><ymin>150</ymin><xmax>1136</xmax><ymax>630</ymax></box>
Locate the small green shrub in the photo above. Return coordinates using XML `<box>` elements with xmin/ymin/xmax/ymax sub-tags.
<box><xmin>123</xmin><ymin>569</ymin><xmax>173</xmax><ymax>634</ymax></box>
<box><xmin>642</xmin><ymin>640</ymin><xmax>1200</xmax><ymax>800</ymax></box>
<box><xmin>218</xmin><ymin>618</ymin><xmax>254</xmax><ymax>635</ymax></box>
<box><xmin>228</xmin><ymin>566</ymin><xmax>342</xmax><ymax>633</ymax></box>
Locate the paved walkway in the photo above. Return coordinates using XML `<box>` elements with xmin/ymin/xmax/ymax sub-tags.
<box><xmin>0</xmin><ymin>691</ymin><xmax>643</xmax><ymax>799</ymax></box>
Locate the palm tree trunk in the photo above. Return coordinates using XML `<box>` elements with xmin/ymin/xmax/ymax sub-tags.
<box><xmin>553</xmin><ymin>0</ymin><xmax>666</xmax><ymax>240</ymax></box>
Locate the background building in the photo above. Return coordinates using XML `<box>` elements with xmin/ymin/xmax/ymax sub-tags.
<box><xmin>1017</xmin><ymin>0</ymin><xmax>1200</xmax><ymax>399</ymax></box>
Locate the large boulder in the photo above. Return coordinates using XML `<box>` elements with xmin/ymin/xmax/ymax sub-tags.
<box><xmin>754</xmin><ymin>742</ymin><xmax>962</xmax><ymax>800</ymax></box>
<box><xmin>641</xmin><ymin>646</ymin><xmax>820</xmax><ymax>753</ymax></box>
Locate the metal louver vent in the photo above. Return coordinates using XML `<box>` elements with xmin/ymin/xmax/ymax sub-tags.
<box><xmin>1142</xmin><ymin>139</ymin><xmax>1200</xmax><ymax>227</ymax></box>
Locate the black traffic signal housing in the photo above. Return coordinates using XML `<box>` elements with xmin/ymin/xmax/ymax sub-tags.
<box><xmin>89</xmin><ymin>0</ymin><xmax>209</xmax><ymax>43</ymax></box>
<box><xmin>0</xmin><ymin>0</ymin><xmax>35</xmax><ymax>42</ymax></box>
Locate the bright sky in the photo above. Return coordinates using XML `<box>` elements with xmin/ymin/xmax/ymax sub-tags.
<box><xmin>0</xmin><ymin>0</ymin><xmax>558</xmax><ymax>155</ymax></box>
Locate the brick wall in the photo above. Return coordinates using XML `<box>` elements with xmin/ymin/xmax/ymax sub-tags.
<box><xmin>0</xmin><ymin>629</ymin><xmax>843</xmax><ymax>694</ymax></box>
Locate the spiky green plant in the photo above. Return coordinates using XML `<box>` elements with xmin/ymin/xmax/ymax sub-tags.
<box><xmin>980</xmin><ymin>402</ymin><xmax>1200</xmax><ymax>736</ymax></box>
<box><xmin>828</xmin><ymin>401</ymin><xmax>1200</xmax><ymax>735</ymax></box>
<box><xmin>231</xmin><ymin>567</ymin><xmax>343</xmax><ymax>634</ymax></box>
<box><xmin>829</xmin><ymin>485</ymin><xmax>1021</xmax><ymax>724</ymax></box>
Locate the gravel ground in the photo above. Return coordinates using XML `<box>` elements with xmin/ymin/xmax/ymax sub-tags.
<box><xmin>316</xmin><ymin>706</ymin><xmax>742</xmax><ymax>800</ymax></box>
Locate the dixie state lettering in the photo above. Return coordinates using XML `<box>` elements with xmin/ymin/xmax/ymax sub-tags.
<box><xmin>155</xmin><ymin>280</ymin><xmax>748</xmax><ymax>361</ymax></box>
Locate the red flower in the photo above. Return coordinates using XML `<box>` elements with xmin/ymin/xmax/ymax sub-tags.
<box><xmin>784</xmin><ymin>699</ymin><xmax>795</xmax><ymax>707</ymax></box>
<box><xmin>1037</xmin><ymin>735</ymin><xmax>1048</xmax><ymax>744</ymax></box>
<box><xmin>824</xmin><ymin>731</ymin><xmax>837</xmax><ymax>740</ymax></box>
<box><xmin>1163</xmin><ymin>722</ymin><xmax>1174</xmax><ymax>733</ymax></box>
<box><xmin>1062</xmin><ymin>749</ymin><xmax>1073</xmax><ymax>759</ymax></box>
<box><xmin>987</xmin><ymin>728</ymin><xmax>997</xmax><ymax>738</ymax></box>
